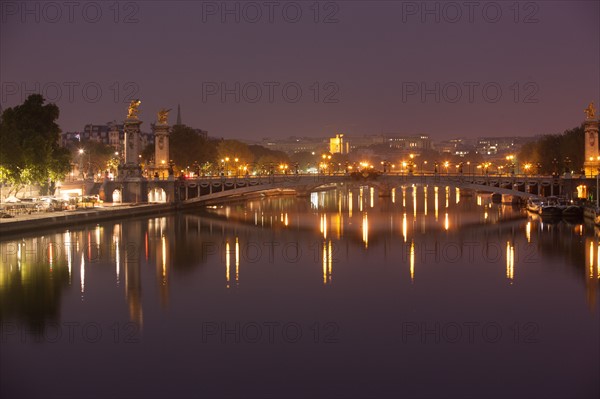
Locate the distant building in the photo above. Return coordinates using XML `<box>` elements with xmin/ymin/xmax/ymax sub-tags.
<box><xmin>435</xmin><ymin>138</ymin><xmax>474</xmax><ymax>156</ymax></box>
<box><xmin>329</xmin><ymin>134</ymin><xmax>349</xmax><ymax>154</ymax></box>
<box><xmin>61</xmin><ymin>121</ymin><xmax>153</xmax><ymax>149</ymax></box>
<box><xmin>346</xmin><ymin>134</ymin><xmax>385</xmax><ymax>151</ymax></box>
<box><xmin>260</xmin><ymin>137</ymin><xmax>328</xmax><ymax>154</ymax></box>
<box><xmin>476</xmin><ymin>136</ymin><xmax>535</xmax><ymax>156</ymax></box>
<box><xmin>385</xmin><ymin>134</ymin><xmax>431</xmax><ymax>151</ymax></box>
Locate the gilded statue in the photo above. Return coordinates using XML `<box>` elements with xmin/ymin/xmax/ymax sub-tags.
<box><xmin>584</xmin><ymin>102</ymin><xmax>596</xmax><ymax>120</ymax></box>
<box><xmin>127</xmin><ymin>99</ymin><xmax>142</xmax><ymax>119</ymax></box>
<box><xmin>157</xmin><ymin>108</ymin><xmax>172</xmax><ymax>124</ymax></box>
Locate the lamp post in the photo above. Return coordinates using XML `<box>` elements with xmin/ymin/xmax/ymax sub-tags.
<box><xmin>564</xmin><ymin>157</ymin><xmax>571</xmax><ymax>175</ymax></box>
<box><xmin>552</xmin><ymin>158</ymin><xmax>558</xmax><ymax>178</ymax></box>
<box><xmin>78</xmin><ymin>148</ymin><xmax>85</xmax><ymax>179</ymax></box>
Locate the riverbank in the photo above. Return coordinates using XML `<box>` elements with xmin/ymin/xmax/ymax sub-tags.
<box><xmin>0</xmin><ymin>203</ymin><xmax>176</xmax><ymax>236</ymax></box>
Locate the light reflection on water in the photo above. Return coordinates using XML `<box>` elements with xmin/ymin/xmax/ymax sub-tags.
<box><xmin>0</xmin><ymin>186</ymin><xmax>599</xmax><ymax>398</ymax></box>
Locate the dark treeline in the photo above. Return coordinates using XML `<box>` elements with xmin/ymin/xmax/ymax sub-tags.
<box><xmin>518</xmin><ymin>125</ymin><xmax>584</xmax><ymax>174</ymax></box>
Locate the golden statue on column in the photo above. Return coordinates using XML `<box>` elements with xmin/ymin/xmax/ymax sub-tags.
<box><xmin>157</xmin><ymin>108</ymin><xmax>172</xmax><ymax>124</ymax></box>
<box><xmin>127</xmin><ymin>99</ymin><xmax>142</xmax><ymax>119</ymax></box>
<box><xmin>584</xmin><ymin>102</ymin><xmax>596</xmax><ymax>120</ymax></box>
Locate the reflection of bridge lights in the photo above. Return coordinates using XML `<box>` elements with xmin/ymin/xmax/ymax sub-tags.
<box><xmin>80</xmin><ymin>253</ymin><xmax>85</xmax><ymax>297</ymax></box>
<box><xmin>434</xmin><ymin>187</ymin><xmax>439</xmax><ymax>220</ymax></box>
<box><xmin>370</xmin><ymin>187</ymin><xmax>374</xmax><ymax>208</ymax></box>
<box><xmin>410</xmin><ymin>240</ymin><xmax>415</xmax><ymax>283</ymax></box>
<box><xmin>235</xmin><ymin>238</ymin><xmax>240</xmax><ymax>285</ymax></box>
<box><xmin>47</xmin><ymin>242</ymin><xmax>54</xmax><ymax>270</ymax></box>
<box><xmin>348</xmin><ymin>191</ymin><xmax>353</xmax><ymax>217</ymax></box>
<box><xmin>161</xmin><ymin>235</ymin><xmax>167</xmax><ymax>283</ymax></box>
<box><xmin>322</xmin><ymin>240</ymin><xmax>333</xmax><ymax>285</ymax></box>
<box><xmin>445</xmin><ymin>186</ymin><xmax>449</xmax><ymax>208</ymax></box>
<box><xmin>589</xmin><ymin>242</ymin><xmax>594</xmax><ymax>278</ymax></box>
<box><xmin>320</xmin><ymin>214</ymin><xmax>328</xmax><ymax>239</ymax></box>
<box><xmin>402</xmin><ymin>212</ymin><xmax>407</xmax><ymax>242</ymax></box>
<box><xmin>412</xmin><ymin>185</ymin><xmax>417</xmax><ymax>218</ymax></box>
<box><xmin>444</xmin><ymin>212</ymin><xmax>449</xmax><ymax>231</ymax></box>
<box><xmin>65</xmin><ymin>231</ymin><xmax>72</xmax><ymax>283</ymax></box>
<box><xmin>225</xmin><ymin>242</ymin><xmax>230</xmax><ymax>288</ymax></box>
<box><xmin>424</xmin><ymin>186</ymin><xmax>428</xmax><ymax>216</ymax></box>
<box><xmin>506</xmin><ymin>242</ymin><xmax>514</xmax><ymax>282</ymax></box>
<box><xmin>362</xmin><ymin>213</ymin><xmax>369</xmax><ymax>248</ymax></box>
<box><xmin>359</xmin><ymin>187</ymin><xmax>363</xmax><ymax>212</ymax></box>
<box><xmin>391</xmin><ymin>188</ymin><xmax>396</xmax><ymax>203</ymax></box>
<box><xmin>526</xmin><ymin>222</ymin><xmax>531</xmax><ymax>243</ymax></box>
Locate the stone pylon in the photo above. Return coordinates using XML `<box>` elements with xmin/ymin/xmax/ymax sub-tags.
<box><xmin>583</xmin><ymin>104</ymin><xmax>600</xmax><ymax>176</ymax></box>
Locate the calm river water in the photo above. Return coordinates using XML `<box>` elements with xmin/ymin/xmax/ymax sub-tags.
<box><xmin>1</xmin><ymin>186</ymin><xmax>598</xmax><ymax>398</ymax></box>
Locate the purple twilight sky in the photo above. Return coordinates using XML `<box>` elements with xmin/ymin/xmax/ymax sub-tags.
<box><xmin>1</xmin><ymin>1</ymin><xmax>599</xmax><ymax>140</ymax></box>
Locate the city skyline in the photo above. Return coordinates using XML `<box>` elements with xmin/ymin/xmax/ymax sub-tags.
<box><xmin>1</xmin><ymin>1</ymin><xmax>598</xmax><ymax>139</ymax></box>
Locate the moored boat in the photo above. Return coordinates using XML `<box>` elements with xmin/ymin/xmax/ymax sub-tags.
<box><xmin>526</xmin><ymin>198</ymin><xmax>542</xmax><ymax>213</ymax></box>
<box><xmin>539</xmin><ymin>196</ymin><xmax>562</xmax><ymax>217</ymax></box>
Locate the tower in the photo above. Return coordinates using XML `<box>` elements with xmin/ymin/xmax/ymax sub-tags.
<box><xmin>176</xmin><ymin>104</ymin><xmax>182</xmax><ymax>125</ymax></box>
<box><xmin>583</xmin><ymin>102</ymin><xmax>599</xmax><ymax>176</ymax></box>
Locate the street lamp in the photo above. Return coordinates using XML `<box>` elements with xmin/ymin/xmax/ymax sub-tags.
<box><xmin>523</xmin><ymin>163</ymin><xmax>531</xmax><ymax>176</ymax></box>
<box><xmin>552</xmin><ymin>158</ymin><xmax>558</xmax><ymax>178</ymax></box>
<box><xmin>78</xmin><ymin>148</ymin><xmax>85</xmax><ymax>178</ymax></box>
<box><xmin>564</xmin><ymin>157</ymin><xmax>571</xmax><ymax>175</ymax></box>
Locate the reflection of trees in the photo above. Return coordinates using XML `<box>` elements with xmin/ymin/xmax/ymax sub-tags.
<box><xmin>532</xmin><ymin>220</ymin><xmax>587</xmax><ymax>276</ymax></box>
<box><xmin>0</xmin><ymin>261</ymin><xmax>70</xmax><ymax>334</ymax></box>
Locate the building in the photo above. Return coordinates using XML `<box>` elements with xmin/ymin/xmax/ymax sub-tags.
<box><xmin>329</xmin><ymin>134</ymin><xmax>349</xmax><ymax>154</ymax></box>
<box><xmin>62</xmin><ymin>121</ymin><xmax>153</xmax><ymax>150</ymax></box>
<box><xmin>434</xmin><ymin>138</ymin><xmax>475</xmax><ymax>156</ymax></box>
<box><xmin>260</xmin><ymin>136</ymin><xmax>328</xmax><ymax>154</ymax></box>
<box><xmin>385</xmin><ymin>134</ymin><xmax>431</xmax><ymax>151</ymax></box>
<box><xmin>476</xmin><ymin>136</ymin><xmax>535</xmax><ymax>156</ymax></box>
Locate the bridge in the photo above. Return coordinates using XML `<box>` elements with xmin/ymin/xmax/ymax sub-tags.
<box><xmin>174</xmin><ymin>173</ymin><xmax>581</xmax><ymax>207</ymax></box>
<box><xmin>96</xmin><ymin>172</ymin><xmax>587</xmax><ymax>205</ymax></box>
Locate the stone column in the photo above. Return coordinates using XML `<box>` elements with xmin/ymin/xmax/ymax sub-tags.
<box><xmin>124</xmin><ymin>118</ymin><xmax>142</xmax><ymax>166</ymax></box>
<box><xmin>119</xmin><ymin>117</ymin><xmax>144</xmax><ymax>182</ymax></box>
<box><xmin>154</xmin><ymin>122</ymin><xmax>170</xmax><ymax>177</ymax></box>
<box><xmin>583</xmin><ymin>117</ymin><xmax>600</xmax><ymax>176</ymax></box>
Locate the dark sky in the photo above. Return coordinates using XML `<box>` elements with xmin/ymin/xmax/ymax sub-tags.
<box><xmin>1</xmin><ymin>1</ymin><xmax>599</xmax><ymax>140</ymax></box>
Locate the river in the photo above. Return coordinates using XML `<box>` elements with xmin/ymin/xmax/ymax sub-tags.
<box><xmin>1</xmin><ymin>186</ymin><xmax>598</xmax><ymax>398</ymax></box>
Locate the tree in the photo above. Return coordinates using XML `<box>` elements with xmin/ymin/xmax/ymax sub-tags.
<box><xmin>72</xmin><ymin>141</ymin><xmax>115</xmax><ymax>177</ymax></box>
<box><xmin>217</xmin><ymin>140</ymin><xmax>254</xmax><ymax>164</ymax></box>
<box><xmin>169</xmin><ymin>124</ymin><xmax>218</xmax><ymax>170</ymax></box>
<box><xmin>141</xmin><ymin>143</ymin><xmax>154</xmax><ymax>164</ymax></box>
<box><xmin>248</xmin><ymin>144</ymin><xmax>289</xmax><ymax>170</ymax></box>
<box><xmin>517</xmin><ymin>125</ymin><xmax>584</xmax><ymax>174</ymax></box>
<box><xmin>0</xmin><ymin>94</ymin><xmax>71</xmax><ymax>196</ymax></box>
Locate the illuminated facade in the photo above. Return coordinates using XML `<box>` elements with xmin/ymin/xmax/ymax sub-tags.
<box><xmin>329</xmin><ymin>134</ymin><xmax>349</xmax><ymax>154</ymax></box>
